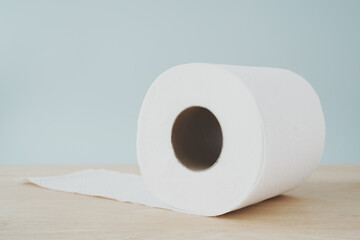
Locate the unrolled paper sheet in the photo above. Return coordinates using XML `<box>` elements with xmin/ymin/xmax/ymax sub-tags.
<box><xmin>27</xmin><ymin>170</ymin><xmax>174</xmax><ymax>210</ymax></box>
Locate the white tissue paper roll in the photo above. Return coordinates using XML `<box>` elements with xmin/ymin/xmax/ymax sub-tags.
<box><xmin>27</xmin><ymin>63</ymin><xmax>325</xmax><ymax>216</ymax></box>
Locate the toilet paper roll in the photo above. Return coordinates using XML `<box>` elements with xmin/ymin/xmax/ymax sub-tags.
<box><xmin>137</xmin><ymin>63</ymin><xmax>325</xmax><ymax>216</ymax></box>
<box><xmin>26</xmin><ymin>63</ymin><xmax>325</xmax><ymax>216</ymax></box>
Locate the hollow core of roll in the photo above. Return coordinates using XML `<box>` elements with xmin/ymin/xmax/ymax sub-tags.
<box><xmin>171</xmin><ymin>106</ymin><xmax>223</xmax><ymax>171</ymax></box>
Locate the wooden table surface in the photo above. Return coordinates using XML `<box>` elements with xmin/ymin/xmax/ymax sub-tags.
<box><xmin>0</xmin><ymin>164</ymin><xmax>359</xmax><ymax>239</ymax></box>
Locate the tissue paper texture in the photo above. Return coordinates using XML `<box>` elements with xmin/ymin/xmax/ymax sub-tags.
<box><xmin>27</xmin><ymin>170</ymin><xmax>173</xmax><ymax>210</ymax></box>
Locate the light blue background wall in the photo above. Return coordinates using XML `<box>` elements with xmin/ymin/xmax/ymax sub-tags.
<box><xmin>1</xmin><ymin>0</ymin><xmax>359</xmax><ymax>165</ymax></box>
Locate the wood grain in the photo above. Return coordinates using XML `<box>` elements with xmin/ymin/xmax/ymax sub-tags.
<box><xmin>0</xmin><ymin>164</ymin><xmax>359</xmax><ymax>239</ymax></box>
